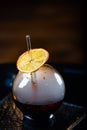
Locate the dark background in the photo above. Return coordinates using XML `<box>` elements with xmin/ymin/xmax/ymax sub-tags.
<box><xmin>0</xmin><ymin>0</ymin><xmax>86</xmax><ymax>65</ymax></box>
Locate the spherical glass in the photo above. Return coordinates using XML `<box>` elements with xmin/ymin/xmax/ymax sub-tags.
<box><xmin>12</xmin><ymin>64</ymin><xmax>65</xmax><ymax>127</ymax></box>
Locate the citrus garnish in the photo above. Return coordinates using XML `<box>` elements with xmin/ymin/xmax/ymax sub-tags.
<box><xmin>17</xmin><ymin>48</ymin><xmax>49</xmax><ymax>73</ymax></box>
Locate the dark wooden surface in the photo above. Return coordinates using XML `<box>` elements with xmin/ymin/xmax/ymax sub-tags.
<box><xmin>0</xmin><ymin>1</ymin><xmax>85</xmax><ymax>64</ymax></box>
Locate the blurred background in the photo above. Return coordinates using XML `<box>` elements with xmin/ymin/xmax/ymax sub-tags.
<box><xmin>0</xmin><ymin>0</ymin><xmax>85</xmax><ymax>65</ymax></box>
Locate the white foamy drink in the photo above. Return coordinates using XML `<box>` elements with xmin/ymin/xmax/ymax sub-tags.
<box><xmin>13</xmin><ymin>64</ymin><xmax>65</xmax><ymax>105</ymax></box>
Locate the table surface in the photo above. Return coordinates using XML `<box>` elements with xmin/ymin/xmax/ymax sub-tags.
<box><xmin>0</xmin><ymin>93</ymin><xmax>87</xmax><ymax>130</ymax></box>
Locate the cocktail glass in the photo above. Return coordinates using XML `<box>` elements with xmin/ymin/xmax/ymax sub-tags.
<box><xmin>12</xmin><ymin>64</ymin><xmax>65</xmax><ymax>127</ymax></box>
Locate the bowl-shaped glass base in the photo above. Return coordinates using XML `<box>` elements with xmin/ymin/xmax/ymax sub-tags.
<box><xmin>14</xmin><ymin>99</ymin><xmax>62</xmax><ymax>127</ymax></box>
<box><xmin>13</xmin><ymin>98</ymin><xmax>63</xmax><ymax>127</ymax></box>
<box><xmin>23</xmin><ymin>113</ymin><xmax>55</xmax><ymax>128</ymax></box>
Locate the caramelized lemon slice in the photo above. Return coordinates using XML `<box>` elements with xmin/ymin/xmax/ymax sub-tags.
<box><xmin>17</xmin><ymin>48</ymin><xmax>49</xmax><ymax>73</ymax></box>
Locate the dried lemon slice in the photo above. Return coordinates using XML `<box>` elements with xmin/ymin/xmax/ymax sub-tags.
<box><xmin>17</xmin><ymin>48</ymin><xmax>49</xmax><ymax>73</ymax></box>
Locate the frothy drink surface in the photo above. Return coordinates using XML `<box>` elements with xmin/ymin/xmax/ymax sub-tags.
<box><xmin>13</xmin><ymin>64</ymin><xmax>65</xmax><ymax>105</ymax></box>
